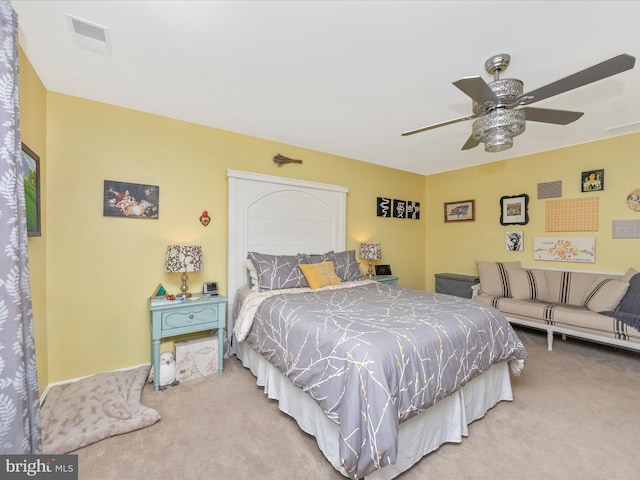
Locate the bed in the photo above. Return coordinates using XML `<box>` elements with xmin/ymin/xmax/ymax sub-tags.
<box><xmin>227</xmin><ymin>170</ymin><xmax>527</xmax><ymax>479</ymax></box>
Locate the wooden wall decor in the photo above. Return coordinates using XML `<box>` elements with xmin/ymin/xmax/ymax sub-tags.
<box><xmin>273</xmin><ymin>154</ymin><xmax>302</xmax><ymax>167</ymax></box>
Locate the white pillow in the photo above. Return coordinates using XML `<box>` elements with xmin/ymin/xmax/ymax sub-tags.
<box><xmin>510</xmin><ymin>269</ymin><xmax>549</xmax><ymax>301</ymax></box>
<box><xmin>475</xmin><ymin>261</ymin><xmax>521</xmax><ymax>297</ymax></box>
<box><xmin>584</xmin><ymin>278</ymin><xmax>630</xmax><ymax>313</ymax></box>
<box><xmin>622</xmin><ymin>267</ymin><xmax>638</xmax><ymax>282</ymax></box>
<box><xmin>246</xmin><ymin>258</ymin><xmax>258</xmax><ymax>291</ymax></box>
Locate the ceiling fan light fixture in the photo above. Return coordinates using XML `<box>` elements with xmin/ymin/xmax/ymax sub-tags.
<box><xmin>484</xmin><ymin>128</ymin><xmax>513</xmax><ymax>152</ymax></box>
<box><xmin>472</xmin><ymin>109</ymin><xmax>526</xmax><ymax>152</ymax></box>
<box><xmin>472</xmin><ymin>78</ymin><xmax>524</xmax><ymax>114</ymax></box>
<box><xmin>402</xmin><ymin>53</ymin><xmax>635</xmax><ymax>153</ymax></box>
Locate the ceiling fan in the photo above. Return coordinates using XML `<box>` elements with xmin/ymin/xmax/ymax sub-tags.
<box><xmin>401</xmin><ymin>53</ymin><xmax>636</xmax><ymax>152</ymax></box>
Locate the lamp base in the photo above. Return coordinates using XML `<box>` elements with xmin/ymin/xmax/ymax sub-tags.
<box><xmin>367</xmin><ymin>261</ymin><xmax>375</xmax><ymax>279</ymax></box>
<box><xmin>180</xmin><ymin>272</ymin><xmax>192</xmax><ymax>298</ymax></box>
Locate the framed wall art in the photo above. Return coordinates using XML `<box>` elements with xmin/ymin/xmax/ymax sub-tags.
<box><xmin>377</xmin><ymin>197</ymin><xmax>420</xmax><ymax>220</ymax></box>
<box><xmin>22</xmin><ymin>143</ymin><xmax>41</xmax><ymax>237</ymax></box>
<box><xmin>103</xmin><ymin>180</ymin><xmax>159</xmax><ymax>219</ymax></box>
<box><xmin>626</xmin><ymin>188</ymin><xmax>640</xmax><ymax>212</ymax></box>
<box><xmin>393</xmin><ymin>199</ymin><xmax>407</xmax><ymax>218</ymax></box>
<box><xmin>581</xmin><ymin>169</ymin><xmax>604</xmax><ymax>192</ymax></box>
<box><xmin>377</xmin><ymin>197</ymin><xmax>391</xmax><ymax>217</ymax></box>
<box><xmin>444</xmin><ymin>199</ymin><xmax>475</xmax><ymax>222</ymax></box>
<box><xmin>375</xmin><ymin>264</ymin><xmax>392</xmax><ymax>276</ymax></box>
<box><xmin>407</xmin><ymin>201</ymin><xmax>420</xmax><ymax>220</ymax></box>
<box><xmin>500</xmin><ymin>194</ymin><xmax>529</xmax><ymax>225</ymax></box>
<box><xmin>533</xmin><ymin>237</ymin><xmax>595</xmax><ymax>263</ymax></box>
<box><xmin>506</xmin><ymin>231</ymin><xmax>523</xmax><ymax>251</ymax></box>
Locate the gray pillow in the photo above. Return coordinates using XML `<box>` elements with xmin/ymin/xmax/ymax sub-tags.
<box><xmin>324</xmin><ymin>250</ymin><xmax>363</xmax><ymax>282</ymax></box>
<box><xmin>298</xmin><ymin>251</ymin><xmax>332</xmax><ymax>264</ymax></box>
<box><xmin>247</xmin><ymin>252</ymin><xmax>308</xmax><ymax>291</ymax></box>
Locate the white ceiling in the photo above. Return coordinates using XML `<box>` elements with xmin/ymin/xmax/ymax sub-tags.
<box><xmin>11</xmin><ymin>1</ymin><xmax>640</xmax><ymax>176</ymax></box>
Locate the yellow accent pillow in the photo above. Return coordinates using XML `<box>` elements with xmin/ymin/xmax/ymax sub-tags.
<box><xmin>299</xmin><ymin>261</ymin><xmax>342</xmax><ymax>289</ymax></box>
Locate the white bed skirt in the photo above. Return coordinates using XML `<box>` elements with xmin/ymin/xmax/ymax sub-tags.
<box><xmin>235</xmin><ymin>341</ymin><xmax>513</xmax><ymax>480</ymax></box>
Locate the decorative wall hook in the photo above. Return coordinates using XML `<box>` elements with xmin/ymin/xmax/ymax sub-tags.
<box><xmin>273</xmin><ymin>153</ymin><xmax>303</xmax><ymax>167</ymax></box>
<box><xmin>199</xmin><ymin>210</ymin><xmax>211</xmax><ymax>226</ymax></box>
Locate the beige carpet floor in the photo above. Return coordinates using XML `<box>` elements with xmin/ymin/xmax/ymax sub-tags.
<box><xmin>74</xmin><ymin>327</ymin><xmax>640</xmax><ymax>479</ymax></box>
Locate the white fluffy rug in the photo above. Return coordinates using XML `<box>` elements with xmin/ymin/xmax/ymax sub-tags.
<box><xmin>41</xmin><ymin>366</ymin><xmax>160</xmax><ymax>454</ymax></box>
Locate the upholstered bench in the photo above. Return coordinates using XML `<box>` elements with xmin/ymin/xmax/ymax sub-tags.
<box><xmin>472</xmin><ymin>261</ymin><xmax>640</xmax><ymax>352</ymax></box>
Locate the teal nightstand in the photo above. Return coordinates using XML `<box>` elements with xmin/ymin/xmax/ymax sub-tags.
<box><xmin>149</xmin><ymin>295</ymin><xmax>227</xmax><ymax>391</ymax></box>
<box><xmin>373</xmin><ymin>275</ymin><xmax>399</xmax><ymax>286</ymax></box>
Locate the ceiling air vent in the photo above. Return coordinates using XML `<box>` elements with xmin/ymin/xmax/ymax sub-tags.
<box><xmin>66</xmin><ymin>14</ymin><xmax>111</xmax><ymax>56</ymax></box>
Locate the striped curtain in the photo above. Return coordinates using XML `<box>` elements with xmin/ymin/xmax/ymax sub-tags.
<box><xmin>0</xmin><ymin>1</ymin><xmax>42</xmax><ymax>454</ymax></box>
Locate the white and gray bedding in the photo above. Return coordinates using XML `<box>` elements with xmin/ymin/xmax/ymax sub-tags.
<box><xmin>234</xmin><ymin>281</ymin><xmax>527</xmax><ymax>479</ymax></box>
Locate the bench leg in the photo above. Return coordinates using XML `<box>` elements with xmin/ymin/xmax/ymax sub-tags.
<box><xmin>547</xmin><ymin>331</ymin><xmax>554</xmax><ymax>351</ymax></box>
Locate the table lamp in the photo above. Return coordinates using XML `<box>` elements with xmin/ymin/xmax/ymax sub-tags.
<box><xmin>165</xmin><ymin>245</ymin><xmax>203</xmax><ymax>298</ymax></box>
<box><xmin>360</xmin><ymin>242</ymin><xmax>381</xmax><ymax>279</ymax></box>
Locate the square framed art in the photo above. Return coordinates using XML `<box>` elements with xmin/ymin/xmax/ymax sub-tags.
<box><xmin>500</xmin><ymin>194</ymin><xmax>529</xmax><ymax>225</ymax></box>
<box><xmin>581</xmin><ymin>169</ymin><xmax>604</xmax><ymax>192</ymax></box>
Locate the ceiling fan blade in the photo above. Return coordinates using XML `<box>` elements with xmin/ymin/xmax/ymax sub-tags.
<box><xmin>461</xmin><ymin>134</ymin><xmax>479</xmax><ymax>150</ymax></box>
<box><xmin>517</xmin><ymin>53</ymin><xmax>636</xmax><ymax>105</ymax></box>
<box><xmin>401</xmin><ymin>113</ymin><xmax>479</xmax><ymax>136</ymax></box>
<box><xmin>453</xmin><ymin>76</ymin><xmax>501</xmax><ymax>105</ymax></box>
<box><xmin>521</xmin><ymin>107</ymin><xmax>584</xmax><ymax>125</ymax></box>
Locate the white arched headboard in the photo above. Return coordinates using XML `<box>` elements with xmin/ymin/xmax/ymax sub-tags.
<box><xmin>227</xmin><ymin>170</ymin><xmax>349</xmax><ymax>342</ymax></box>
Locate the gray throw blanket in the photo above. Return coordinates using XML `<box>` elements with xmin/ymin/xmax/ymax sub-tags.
<box><xmin>601</xmin><ymin>311</ymin><xmax>640</xmax><ymax>330</ymax></box>
<box><xmin>602</xmin><ymin>273</ymin><xmax>640</xmax><ymax>330</ymax></box>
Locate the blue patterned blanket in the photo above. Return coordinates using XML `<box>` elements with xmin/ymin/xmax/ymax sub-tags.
<box><xmin>239</xmin><ymin>282</ymin><xmax>527</xmax><ymax>478</ymax></box>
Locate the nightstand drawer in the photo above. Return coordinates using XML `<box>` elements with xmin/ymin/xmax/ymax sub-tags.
<box><xmin>161</xmin><ymin>306</ymin><xmax>219</xmax><ymax>332</ymax></box>
<box><xmin>375</xmin><ymin>275</ymin><xmax>399</xmax><ymax>286</ymax></box>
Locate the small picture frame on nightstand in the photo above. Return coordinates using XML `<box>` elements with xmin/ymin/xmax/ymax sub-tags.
<box><xmin>375</xmin><ymin>265</ymin><xmax>392</xmax><ymax>276</ymax></box>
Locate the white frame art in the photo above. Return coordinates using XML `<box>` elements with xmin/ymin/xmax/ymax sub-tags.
<box><xmin>506</xmin><ymin>231</ymin><xmax>524</xmax><ymax>251</ymax></box>
<box><xmin>533</xmin><ymin>237</ymin><xmax>595</xmax><ymax>263</ymax></box>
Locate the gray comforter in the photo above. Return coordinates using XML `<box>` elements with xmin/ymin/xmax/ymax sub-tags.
<box><xmin>241</xmin><ymin>282</ymin><xmax>527</xmax><ymax>478</ymax></box>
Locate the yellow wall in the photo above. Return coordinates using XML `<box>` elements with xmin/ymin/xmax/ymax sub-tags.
<box><xmin>20</xmin><ymin>49</ymin><xmax>639</xmax><ymax>387</ymax></box>
<box><xmin>19</xmin><ymin>48</ymin><xmax>48</xmax><ymax>392</ymax></box>
<box><xmin>44</xmin><ymin>93</ymin><xmax>426</xmax><ymax>383</ymax></box>
<box><xmin>424</xmin><ymin>134</ymin><xmax>640</xmax><ymax>290</ymax></box>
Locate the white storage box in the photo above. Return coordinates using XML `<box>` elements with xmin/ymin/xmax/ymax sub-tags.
<box><xmin>174</xmin><ymin>335</ymin><xmax>218</xmax><ymax>382</ymax></box>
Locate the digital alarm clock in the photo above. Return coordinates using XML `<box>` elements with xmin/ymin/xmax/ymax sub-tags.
<box><xmin>203</xmin><ymin>281</ymin><xmax>218</xmax><ymax>296</ymax></box>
